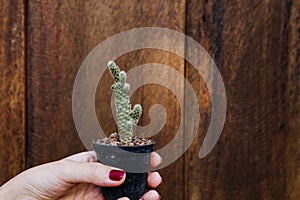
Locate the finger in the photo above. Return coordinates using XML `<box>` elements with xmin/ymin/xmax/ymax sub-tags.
<box><xmin>147</xmin><ymin>172</ymin><xmax>162</xmax><ymax>188</ymax></box>
<box><xmin>150</xmin><ymin>152</ymin><xmax>162</xmax><ymax>168</ymax></box>
<box><xmin>55</xmin><ymin>160</ymin><xmax>126</xmax><ymax>187</ymax></box>
<box><xmin>141</xmin><ymin>190</ymin><xmax>161</xmax><ymax>200</ymax></box>
<box><xmin>117</xmin><ymin>197</ymin><xmax>130</xmax><ymax>200</ymax></box>
<box><xmin>63</xmin><ymin>151</ymin><xmax>97</xmax><ymax>163</ymax></box>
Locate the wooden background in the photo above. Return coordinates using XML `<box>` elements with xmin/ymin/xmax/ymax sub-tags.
<box><xmin>1</xmin><ymin>0</ymin><xmax>299</xmax><ymax>199</ymax></box>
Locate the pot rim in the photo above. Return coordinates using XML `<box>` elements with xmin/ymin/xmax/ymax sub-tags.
<box><xmin>93</xmin><ymin>140</ymin><xmax>155</xmax><ymax>148</ymax></box>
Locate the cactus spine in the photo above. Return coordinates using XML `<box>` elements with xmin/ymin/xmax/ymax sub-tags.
<box><xmin>107</xmin><ymin>61</ymin><xmax>142</xmax><ymax>143</ymax></box>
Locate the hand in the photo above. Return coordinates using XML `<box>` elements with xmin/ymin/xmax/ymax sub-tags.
<box><xmin>0</xmin><ymin>151</ymin><xmax>162</xmax><ymax>200</ymax></box>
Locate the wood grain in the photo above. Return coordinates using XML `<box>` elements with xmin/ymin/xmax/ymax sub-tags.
<box><xmin>0</xmin><ymin>0</ymin><xmax>295</xmax><ymax>199</ymax></box>
<box><xmin>185</xmin><ymin>0</ymin><xmax>300</xmax><ymax>199</ymax></box>
<box><xmin>27</xmin><ymin>0</ymin><xmax>186</xmax><ymax>199</ymax></box>
<box><xmin>27</xmin><ymin>0</ymin><xmax>87</xmax><ymax>167</ymax></box>
<box><xmin>0</xmin><ymin>1</ymin><xmax>26</xmax><ymax>184</ymax></box>
<box><xmin>286</xmin><ymin>0</ymin><xmax>300</xmax><ymax>199</ymax></box>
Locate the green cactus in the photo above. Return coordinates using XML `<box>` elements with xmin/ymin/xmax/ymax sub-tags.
<box><xmin>107</xmin><ymin>61</ymin><xmax>142</xmax><ymax>143</ymax></box>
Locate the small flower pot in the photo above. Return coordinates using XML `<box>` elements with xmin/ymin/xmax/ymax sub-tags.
<box><xmin>93</xmin><ymin>141</ymin><xmax>154</xmax><ymax>200</ymax></box>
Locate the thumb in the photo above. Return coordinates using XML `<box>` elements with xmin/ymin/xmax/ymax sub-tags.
<box><xmin>54</xmin><ymin>159</ymin><xmax>126</xmax><ymax>186</ymax></box>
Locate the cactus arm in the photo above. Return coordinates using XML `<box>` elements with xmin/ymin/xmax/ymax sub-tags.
<box><xmin>131</xmin><ymin>104</ymin><xmax>142</xmax><ymax>125</ymax></box>
<box><xmin>107</xmin><ymin>60</ymin><xmax>120</xmax><ymax>82</ymax></box>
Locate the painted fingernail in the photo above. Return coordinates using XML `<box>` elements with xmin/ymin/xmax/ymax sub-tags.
<box><xmin>109</xmin><ymin>170</ymin><xmax>125</xmax><ymax>181</ymax></box>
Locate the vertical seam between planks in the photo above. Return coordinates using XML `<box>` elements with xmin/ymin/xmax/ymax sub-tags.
<box><xmin>24</xmin><ymin>0</ymin><xmax>29</xmax><ymax>169</ymax></box>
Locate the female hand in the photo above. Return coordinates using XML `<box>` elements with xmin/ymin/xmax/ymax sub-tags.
<box><xmin>0</xmin><ymin>151</ymin><xmax>162</xmax><ymax>200</ymax></box>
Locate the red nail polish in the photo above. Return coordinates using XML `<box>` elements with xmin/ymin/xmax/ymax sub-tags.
<box><xmin>109</xmin><ymin>170</ymin><xmax>125</xmax><ymax>181</ymax></box>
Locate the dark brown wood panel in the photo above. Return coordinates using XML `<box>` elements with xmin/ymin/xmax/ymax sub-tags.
<box><xmin>27</xmin><ymin>0</ymin><xmax>186</xmax><ymax>199</ymax></box>
<box><xmin>286</xmin><ymin>0</ymin><xmax>300</xmax><ymax>199</ymax></box>
<box><xmin>0</xmin><ymin>1</ymin><xmax>26</xmax><ymax>184</ymax></box>
<box><xmin>185</xmin><ymin>0</ymin><xmax>300</xmax><ymax>199</ymax></box>
<box><xmin>27</xmin><ymin>0</ymin><xmax>87</xmax><ymax>167</ymax></box>
<box><xmin>12</xmin><ymin>0</ymin><xmax>299</xmax><ymax>199</ymax></box>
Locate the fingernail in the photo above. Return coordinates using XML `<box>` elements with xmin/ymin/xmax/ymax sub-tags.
<box><xmin>109</xmin><ymin>170</ymin><xmax>125</xmax><ymax>181</ymax></box>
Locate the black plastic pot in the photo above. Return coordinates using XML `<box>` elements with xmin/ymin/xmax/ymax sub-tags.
<box><xmin>93</xmin><ymin>141</ymin><xmax>154</xmax><ymax>200</ymax></box>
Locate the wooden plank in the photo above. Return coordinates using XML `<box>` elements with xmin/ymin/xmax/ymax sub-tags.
<box><xmin>0</xmin><ymin>1</ymin><xmax>26</xmax><ymax>184</ymax></box>
<box><xmin>185</xmin><ymin>0</ymin><xmax>300</xmax><ymax>199</ymax></box>
<box><xmin>27</xmin><ymin>0</ymin><xmax>186</xmax><ymax>199</ymax></box>
<box><xmin>286</xmin><ymin>0</ymin><xmax>300</xmax><ymax>199</ymax></box>
<box><xmin>27</xmin><ymin>1</ymin><xmax>86</xmax><ymax>167</ymax></box>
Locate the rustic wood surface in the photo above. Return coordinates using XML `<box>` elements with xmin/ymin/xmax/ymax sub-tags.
<box><xmin>27</xmin><ymin>0</ymin><xmax>87</xmax><ymax>167</ymax></box>
<box><xmin>27</xmin><ymin>0</ymin><xmax>186</xmax><ymax>199</ymax></box>
<box><xmin>185</xmin><ymin>0</ymin><xmax>300</xmax><ymax>199</ymax></box>
<box><xmin>0</xmin><ymin>1</ymin><xmax>26</xmax><ymax>185</ymax></box>
<box><xmin>0</xmin><ymin>0</ymin><xmax>299</xmax><ymax>199</ymax></box>
<box><xmin>286</xmin><ymin>0</ymin><xmax>300</xmax><ymax>199</ymax></box>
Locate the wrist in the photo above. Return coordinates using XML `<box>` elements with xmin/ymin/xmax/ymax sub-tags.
<box><xmin>0</xmin><ymin>182</ymin><xmax>13</xmax><ymax>199</ymax></box>
<box><xmin>0</xmin><ymin>180</ymin><xmax>28</xmax><ymax>200</ymax></box>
